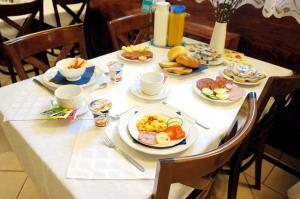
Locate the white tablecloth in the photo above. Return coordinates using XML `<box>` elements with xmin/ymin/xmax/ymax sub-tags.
<box><xmin>0</xmin><ymin>0</ymin><xmax>86</xmax><ymax>39</ymax></box>
<box><xmin>0</xmin><ymin>38</ymin><xmax>293</xmax><ymax>199</ymax></box>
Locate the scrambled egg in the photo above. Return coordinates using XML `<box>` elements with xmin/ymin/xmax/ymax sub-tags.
<box><xmin>136</xmin><ymin>114</ymin><xmax>168</xmax><ymax>132</ymax></box>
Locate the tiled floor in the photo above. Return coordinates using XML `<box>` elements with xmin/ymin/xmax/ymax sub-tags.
<box><xmin>0</xmin><ymin>148</ymin><xmax>299</xmax><ymax>199</ymax></box>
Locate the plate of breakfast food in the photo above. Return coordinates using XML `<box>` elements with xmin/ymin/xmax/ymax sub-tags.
<box><xmin>159</xmin><ymin>46</ymin><xmax>207</xmax><ymax>75</ymax></box>
<box><xmin>118</xmin><ymin>105</ymin><xmax>198</xmax><ymax>155</ymax></box>
<box><xmin>222</xmin><ymin>63</ymin><xmax>267</xmax><ymax>85</ymax></box>
<box><xmin>194</xmin><ymin>76</ymin><xmax>245</xmax><ymax>103</ymax></box>
<box><xmin>119</xmin><ymin>45</ymin><xmax>153</xmax><ymax>63</ymax></box>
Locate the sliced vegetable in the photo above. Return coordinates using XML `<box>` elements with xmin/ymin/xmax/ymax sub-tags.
<box><xmin>156</xmin><ymin>132</ymin><xmax>171</xmax><ymax>144</ymax></box>
<box><xmin>201</xmin><ymin>88</ymin><xmax>213</xmax><ymax>96</ymax></box>
<box><xmin>167</xmin><ymin>117</ymin><xmax>183</xmax><ymax>127</ymax></box>
<box><xmin>213</xmin><ymin>88</ymin><xmax>228</xmax><ymax>94</ymax></box>
<box><xmin>206</xmin><ymin>94</ymin><xmax>219</xmax><ymax>100</ymax></box>
<box><xmin>164</xmin><ymin>125</ymin><xmax>186</xmax><ymax>140</ymax></box>
<box><xmin>216</xmin><ymin>93</ymin><xmax>229</xmax><ymax>100</ymax></box>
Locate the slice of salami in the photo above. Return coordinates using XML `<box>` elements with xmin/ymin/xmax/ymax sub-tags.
<box><xmin>228</xmin><ymin>87</ymin><xmax>245</xmax><ymax>101</ymax></box>
<box><xmin>138</xmin><ymin>132</ymin><xmax>157</xmax><ymax>145</ymax></box>
<box><xmin>197</xmin><ymin>78</ymin><xmax>214</xmax><ymax>90</ymax></box>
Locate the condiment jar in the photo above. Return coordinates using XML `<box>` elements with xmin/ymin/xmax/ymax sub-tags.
<box><xmin>167</xmin><ymin>5</ymin><xmax>187</xmax><ymax>47</ymax></box>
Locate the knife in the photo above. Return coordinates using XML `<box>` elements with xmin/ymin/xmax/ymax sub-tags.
<box><xmin>33</xmin><ymin>79</ymin><xmax>54</xmax><ymax>95</ymax></box>
<box><xmin>162</xmin><ymin>101</ymin><xmax>210</xmax><ymax>129</ymax></box>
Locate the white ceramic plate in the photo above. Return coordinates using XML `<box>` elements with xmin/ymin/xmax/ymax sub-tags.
<box><xmin>118</xmin><ymin>51</ymin><xmax>153</xmax><ymax>63</ymax></box>
<box><xmin>193</xmin><ymin>84</ymin><xmax>243</xmax><ymax>104</ymax></box>
<box><xmin>129</xmin><ymin>81</ymin><xmax>170</xmax><ymax>101</ymax></box>
<box><xmin>221</xmin><ymin>70</ymin><xmax>262</xmax><ymax>86</ymax></box>
<box><xmin>127</xmin><ymin>107</ymin><xmax>188</xmax><ymax>148</ymax></box>
<box><xmin>118</xmin><ymin>105</ymin><xmax>198</xmax><ymax>155</ymax></box>
<box><xmin>42</xmin><ymin>66</ymin><xmax>102</xmax><ymax>89</ymax></box>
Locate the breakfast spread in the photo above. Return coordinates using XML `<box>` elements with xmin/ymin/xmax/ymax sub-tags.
<box><xmin>89</xmin><ymin>99</ymin><xmax>112</xmax><ymax>127</ymax></box>
<box><xmin>159</xmin><ymin>46</ymin><xmax>201</xmax><ymax>75</ymax></box>
<box><xmin>136</xmin><ymin>114</ymin><xmax>186</xmax><ymax>145</ymax></box>
<box><xmin>67</xmin><ymin>57</ymin><xmax>87</xmax><ymax>69</ymax></box>
<box><xmin>223</xmin><ymin>64</ymin><xmax>266</xmax><ymax>84</ymax></box>
<box><xmin>120</xmin><ymin>45</ymin><xmax>153</xmax><ymax>61</ymax></box>
<box><xmin>196</xmin><ymin>76</ymin><xmax>245</xmax><ymax>101</ymax></box>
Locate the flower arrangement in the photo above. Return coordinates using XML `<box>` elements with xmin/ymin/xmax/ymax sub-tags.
<box><xmin>196</xmin><ymin>0</ymin><xmax>244</xmax><ymax>23</ymax></box>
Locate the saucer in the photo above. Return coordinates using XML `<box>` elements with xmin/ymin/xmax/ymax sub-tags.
<box><xmin>130</xmin><ymin>81</ymin><xmax>170</xmax><ymax>101</ymax></box>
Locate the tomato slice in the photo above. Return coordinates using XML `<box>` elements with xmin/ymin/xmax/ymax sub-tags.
<box><xmin>164</xmin><ymin>125</ymin><xmax>185</xmax><ymax>140</ymax></box>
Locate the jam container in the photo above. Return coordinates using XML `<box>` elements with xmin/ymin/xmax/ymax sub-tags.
<box><xmin>89</xmin><ymin>99</ymin><xmax>112</xmax><ymax>127</ymax></box>
<box><xmin>107</xmin><ymin>61</ymin><xmax>124</xmax><ymax>82</ymax></box>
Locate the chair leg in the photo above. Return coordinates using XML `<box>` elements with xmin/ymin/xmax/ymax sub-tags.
<box><xmin>8</xmin><ymin>64</ymin><xmax>17</xmax><ymax>83</ymax></box>
<box><xmin>228</xmin><ymin>166</ymin><xmax>240</xmax><ymax>199</ymax></box>
<box><xmin>254</xmin><ymin>154</ymin><xmax>263</xmax><ymax>190</ymax></box>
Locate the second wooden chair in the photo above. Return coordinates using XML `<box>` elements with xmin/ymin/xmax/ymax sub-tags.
<box><xmin>2</xmin><ymin>24</ymin><xmax>87</xmax><ymax>80</ymax></box>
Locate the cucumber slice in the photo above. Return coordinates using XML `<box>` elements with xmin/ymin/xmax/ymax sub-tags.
<box><xmin>167</xmin><ymin>117</ymin><xmax>183</xmax><ymax>127</ymax></box>
<box><xmin>207</xmin><ymin>94</ymin><xmax>219</xmax><ymax>100</ymax></box>
<box><xmin>201</xmin><ymin>88</ymin><xmax>213</xmax><ymax>96</ymax></box>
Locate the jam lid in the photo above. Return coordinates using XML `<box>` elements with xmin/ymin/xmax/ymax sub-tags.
<box><xmin>89</xmin><ymin>99</ymin><xmax>112</xmax><ymax>113</ymax></box>
<box><xmin>170</xmin><ymin>5</ymin><xmax>186</xmax><ymax>13</ymax></box>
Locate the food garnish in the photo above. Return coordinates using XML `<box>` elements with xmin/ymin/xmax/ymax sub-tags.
<box><xmin>197</xmin><ymin>76</ymin><xmax>244</xmax><ymax>101</ymax></box>
<box><xmin>67</xmin><ymin>57</ymin><xmax>86</xmax><ymax>69</ymax></box>
<box><xmin>136</xmin><ymin>114</ymin><xmax>186</xmax><ymax>146</ymax></box>
<box><xmin>121</xmin><ymin>45</ymin><xmax>153</xmax><ymax>61</ymax></box>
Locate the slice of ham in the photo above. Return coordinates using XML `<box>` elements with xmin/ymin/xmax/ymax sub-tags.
<box><xmin>228</xmin><ymin>87</ymin><xmax>245</xmax><ymax>101</ymax></box>
<box><xmin>138</xmin><ymin>132</ymin><xmax>157</xmax><ymax>145</ymax></box>
<box><xmin>197</xmin><ymin>78</ymin><xmax>214</xmax><ymax>90</ymax></box>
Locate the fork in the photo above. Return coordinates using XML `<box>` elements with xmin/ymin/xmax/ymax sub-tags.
<box><xmin>102</xmin><ymin>133</ymin><xmax>145</xmax><ymax>172</ymax></box>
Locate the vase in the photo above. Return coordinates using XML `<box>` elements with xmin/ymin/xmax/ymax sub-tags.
<box><xmin>209</xmin><ymin>22</ymin><xmax>227</xmax><ymax>55</ymax></box>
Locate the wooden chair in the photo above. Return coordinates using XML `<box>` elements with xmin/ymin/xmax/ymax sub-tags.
<box><xmin>225</xmin><ymin>73</ymin><xmax>300</xmax><ymax>199</ymax></box>
<box><xmin>108</xmin><ymin>12</ymin><xmax>153</xmax><ymax>51</ymax></box>
<box><xmin>52</xmin><ymin>0</ymin><xmax>87</xmax><ymax>27</ymax></box>
<box><xmin>153</xmin><ymin>92</ymin><xmax>257</xmax><ymax>199</ymax></box>
<box><xmin>0</xmin><ymin>0</ymin><xmax>44</xmax><ymax>82</ymax></box>
<box><xmin>2</xmin><ymin>24</ymin><xmax>87</xmax><ymax>80</ymax></box>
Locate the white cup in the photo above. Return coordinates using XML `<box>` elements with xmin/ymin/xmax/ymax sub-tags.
<box><xmin>54</xmin><ymin>85</ymin><xmax>84</xmax><ymax>109</ymax></box>
<box><xmin>140</xmin><ymin>72</ymin><xmax>164</xmax><ymax>95</ymax></box>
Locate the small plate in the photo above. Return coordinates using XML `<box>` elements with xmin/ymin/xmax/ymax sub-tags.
<box><xmin>193</xmin><ymin>84</ymin><xmax>243</xmax><ymax>104</ymax></box>
<box><xmin>42</xmin><ymin>66</ymin><xmax>102</xmax><ymax>89</ymax></box>
<box><xmin>118</xmin><ymin>105</ymin><xmax>198</xmax><ymax>155</ymax></box>
<box><xmin>221</xmin><ymin>70</ymin><xmax>262</xmax><ymax>86</ymax></box>
<box><xmin>118</xmin><ymin>51</ymin><xmax>153</xmax><ymax>63</ymax></box>
<box><xmin>129</xmin><ymin>81</ymin><xmax>170</xmax><ymax>101</ymax></box>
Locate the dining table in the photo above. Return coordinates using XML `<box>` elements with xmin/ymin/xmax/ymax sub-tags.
<box><xmin>0</xmin><ymin>0</ymin><xmax>86</xmax><ymax>39</ymax></box>
<box><xmin>0</xmin><ymin>38</ymin><xmax>293</xmax><ymax>199</ymax></box>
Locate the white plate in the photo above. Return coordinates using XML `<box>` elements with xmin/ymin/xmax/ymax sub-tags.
<box><xmin>42</xmin><ymin>66</ymin><xmax>102</xmax><ymax>89</ymax></box>
<box><xmin>118</xmin><ymin>105</ymin><xmax>198</xmax><ymax>155</ymax></box>
<box><xmin>221</xmin><ymin>70</ymin><xmax>262</xmax><ymax>86</ymax></box>
<box><xmin>129</xmin><ymin>81</ymin><xmax>170</xmax><ymax>101</ymax></box>
<box><xmin>127</xmin><ymin>107</ymin><xmax>188</xmax><ymax>148</ymax></box>
<box><xmin>118</xmin><ymin>51</ymin><xmax>153</xmax><ymax>63</ymax></box>
<box><xmin>193</xmin><ymin>84</ymin><xmax>242</xmax><ymax>104</ymax></box>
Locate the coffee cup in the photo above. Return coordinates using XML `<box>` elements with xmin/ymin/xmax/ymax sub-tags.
<box><xmin>54</xmin><ymin>85</ymin><xmax>84</xmax><ymax>109</ymax></box>
<box><xmin>140</xmin><ymin>72</ymin><xmax>164</xmax><ymax>95</ymax></box>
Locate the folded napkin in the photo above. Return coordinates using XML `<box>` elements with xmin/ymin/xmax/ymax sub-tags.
<box><xmin>192</xmin><ymin>64</ymin><xmax>208</xmax><ymax>74</ymax></box>
<box><xmin>50</xmin><ymin>66</ymin><xmax>95</xmax><ymax>85</ymax></box>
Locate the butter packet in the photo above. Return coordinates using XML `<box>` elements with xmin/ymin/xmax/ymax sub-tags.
<box><xmin>41</xmin><ymin>107</ymin><xmax>77</xmax><ymax>119</ymax></box>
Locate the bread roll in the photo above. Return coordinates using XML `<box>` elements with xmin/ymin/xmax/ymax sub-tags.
<box><xmin>159</xmin><ymin>62</ymin><xmax>182</xmax><ymax>68</ymax></box>
<box><xmin>168</xmin><ymin>46</ymin><xmax>188</xmax><ymax>61</ymax></box>
<box><xmin>176</xmin><ymin>55</ymin><xmax>200</xmax><ymax>69</ymax></box>
<box><xmin>164</xmin><ymin>66</ymin><xmax>192</xmax><ymax>75</ymax></box>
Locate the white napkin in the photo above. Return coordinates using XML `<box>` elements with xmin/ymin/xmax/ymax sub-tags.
<box><xmin>67</xmin><ymin>120</ymin><xmax>156</xmax><ymax>180</ymax></box>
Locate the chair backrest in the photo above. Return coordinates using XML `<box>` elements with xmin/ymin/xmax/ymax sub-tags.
<box><xmin>2</xmin><ymin>24</ymin><xmax>87</xmax><ymax>80</ymax></box>
<box><xmin>153</xmin><ymin>92</ymin><xmax>257</xmax><ymax>199</ymax></box>
<box><xmin>0</xmin><ymin>0</ymin><xmax>43</xmax><ymax>38</ymax></box>
<box><xmin>108</xmin><ymin>12</ymin><xmax>153</xmax><ymax>51</ymax></box>
<box><xmin>52</xmin><ymin>0</ymin><xmax>87</xmax><ymax>27</ymax></box>
<box><xmin>257</xmin><ymin>73</ymin><xmax>300</xmax><ymax>118</ymax></box>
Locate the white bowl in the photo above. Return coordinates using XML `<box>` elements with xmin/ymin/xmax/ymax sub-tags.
<box><xmin>56</xmin><ymin>58</ymin><xmax>88</xmax><ymax>81</ymax></box>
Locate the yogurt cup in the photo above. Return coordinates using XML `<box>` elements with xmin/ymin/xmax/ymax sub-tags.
<box><xmin>107</xmin><ymin>61</ymin><xmax>124</xmax><ymax>82</ymax></box>
<box><xmin>89</xmin><ymin>99</ymin><xmax>112</xmax><ymax>127</ymax></box>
